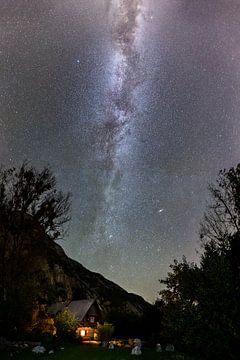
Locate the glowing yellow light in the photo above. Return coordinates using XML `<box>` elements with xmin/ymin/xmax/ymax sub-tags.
<box><xmin>80</xmin><ymin>330</ymin><xmax>86</xmax><ymax>337</ymax></box>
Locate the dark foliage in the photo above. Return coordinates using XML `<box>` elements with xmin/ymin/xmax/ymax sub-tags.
<box><xmin>105</xmin><ymin>303</ymin><xmax>162</xmax><ymax>340</ymax></box>
<box><xmin>0</xmin><ymin>163</ymin><xmax>71</xmax><ymax>336</ymax></box>
<box><xmin>159</xmin><ymin>164</ymin><xmax>240</xmax><ymax>359</ymax></box>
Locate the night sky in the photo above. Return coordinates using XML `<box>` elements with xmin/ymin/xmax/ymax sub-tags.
<box><xmin>1</xmin><ymin>0</ymin><xmax>240</xmax><ymax>302</ymax></box>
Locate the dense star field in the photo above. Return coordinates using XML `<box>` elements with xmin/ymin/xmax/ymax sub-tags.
<box><xmin>1</xmin><ymin>0</ymin><xmax>240</xmax><ymax>301</ymax></box>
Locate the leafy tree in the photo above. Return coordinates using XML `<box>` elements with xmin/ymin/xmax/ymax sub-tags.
<box><xmin>159</xmin><ymin>164</ymin><xmax>240</xmax><ymax>359</ymax></box>
<box><xmin>26</xmin><ymin>304</ymin><xmax>56</xmax><ymax>336</ymax></box>
<box><xmin>0</xmin><ymin>163</ymin><xmax>71</xmax><ymax>335</ymax></box>
<box><xmin>159</xmin><ymin>258</ymin><xmax>201</xmax><ymax>352</ymax></box>
<box><xmin>200</xmin><ymin>165</ymin><xmax>240</xmax><ymax>248</ymax></box>
<box><xmin>55</xmin><ymin>309</ymin><xmax>78</xmax><ymax>337</ymax></box>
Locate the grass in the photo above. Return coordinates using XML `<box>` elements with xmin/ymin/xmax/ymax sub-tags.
<box><xmin>0</xmin><ymin>344</ymin><xmax>198</xmax><ymax>360</ymax></box>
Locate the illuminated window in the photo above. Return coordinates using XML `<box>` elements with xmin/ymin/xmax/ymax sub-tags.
<box><xmin>80</xmin><ymin>330</ymin><xmax>86</xmax><ymax>336</ymax></box>
<box><xmin>90</xmin><ymin>316</ymin><xmax>95</xmax><ymax>323</ymax></box>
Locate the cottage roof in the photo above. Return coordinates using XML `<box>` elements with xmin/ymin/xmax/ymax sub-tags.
<box><xmin>67</xmin><ymin>299</ymin><xmax>96</xmax><ymax>321</ymax></box>
<box><xmin>48</xmin><ymin>301</ymin><xmax>68</xmax><ymax>315</ymax></box>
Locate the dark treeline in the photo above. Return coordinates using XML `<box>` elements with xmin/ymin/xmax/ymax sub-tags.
<box><xmin>159</xmin><ymin>164</ymin><xmax>240</xmax><ymax>359</ymax></box>
<box><xmin>0</xmin><ymin>163</ymin><xmax>71</xmax><ymax>336</ymax></box>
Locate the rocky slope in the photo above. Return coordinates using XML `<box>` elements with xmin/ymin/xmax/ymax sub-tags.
<box><xmin>30</xmin><ymin>232</ymin><xmax>152</xmax><ymax>318</ymax></box>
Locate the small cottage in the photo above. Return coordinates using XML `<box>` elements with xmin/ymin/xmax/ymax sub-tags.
<box><xmin>49</xmin><ymin>299</ymin><xmax>102</xmax><ymax>340</ymax></box>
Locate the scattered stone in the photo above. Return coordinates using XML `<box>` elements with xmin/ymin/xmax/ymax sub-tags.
<box><xmin>60</xmin><ymin>347</ymin><xmax>64</xmax><ymax>350</ymax></box>
<box><xmin>32</xmin><ymin>345</ymin><xmax>46</xmax><ymax>354</ymax></box>
<box><xmin>156</xmin><ymin>343</ymin><xmax>162</xmax><ymax>352</ymax></box>
<box><xmin>166</xmin><ymin>344</ymin><xmax>175</xmax><ymax>352</ymax></box>
<box><xmin>131</xmin><ymin>339</ymin><xmax>142</xmax><ymax>355</ymax></box>
<box><xmin>134</xmin><ymin>339</ymin><xmax>141</xmax><ymax>347</ymax></box>
<box><xmin>131</xmin><ymin>346</ymin><xmax>142</xmax><ymax>355</ymax></box>
<box><xmin>108</xmin><ymin>341</ymin><xmax>114</xmax><ymax>349</ymax></box>
<box><xmin>48</xmin><ymin>350</ymin><xmax>54</xmax><ymax>354</ymax></box>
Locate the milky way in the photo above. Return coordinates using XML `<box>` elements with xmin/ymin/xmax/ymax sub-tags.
<box><xmin>92</xmin><ymin>1</ymin><xmax>145</xmax><ymax>247</ymax></box>
<box><xmin>1</xmin><ymin>0</ymin><xmax>240</xmax><ymax>301</ymax></box>
<box><xmin>101</xmin><ymin>1</ymin><xmax>143</xmax><ymax>175</ymax></box>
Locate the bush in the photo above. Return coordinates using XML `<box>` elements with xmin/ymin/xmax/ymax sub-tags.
<box><xmin>96</xmin><ymin>322</ymin><xmax>114</xmax><ymax>342</ymax></box>
<box><xmin>55</xmin><ymin>309</ymin><xmax>78</xmax><ymax>338</ymax></box>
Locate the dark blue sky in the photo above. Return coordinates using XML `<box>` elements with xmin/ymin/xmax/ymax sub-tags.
<box><xmin>1</xmin><ymin>0</ymin><xmax>240</xmax><ymax>301</ymax></box>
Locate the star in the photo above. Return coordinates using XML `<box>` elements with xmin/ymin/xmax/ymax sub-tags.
<box><xmin>1</xmin><ymin>0</ymin><xmax>239</xmax><ymax>302</ymax></box>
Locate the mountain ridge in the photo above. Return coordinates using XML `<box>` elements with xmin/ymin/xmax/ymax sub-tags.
<box><xmin>30</xmin><ymin>231</ymin><xmax>152</xmax><ymax>318</ymax></box>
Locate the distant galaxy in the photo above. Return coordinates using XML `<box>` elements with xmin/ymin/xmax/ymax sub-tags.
<box><xmin>1</xmin><ymin>0</ymin><xmax>240</xmax><ymax>301</ymax></box>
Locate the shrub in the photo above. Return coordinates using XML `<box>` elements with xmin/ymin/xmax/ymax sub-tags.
<box><xmin>96</xmin><ymin>322</ymin><xmax>114</xmax><ymax>342</ymax></box>
<box><xmin>55</xmin><ymin>309</ymin><xmax>77</xmax><ymax>338</ymax></box>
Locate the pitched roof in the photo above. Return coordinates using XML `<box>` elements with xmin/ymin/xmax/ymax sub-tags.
<box><xmin>66</xmin><ymin>299</ymin><xmax>96</xmax><ymax>321</ymax></box>
<box><xmin>48</xmin><ymin>301</ymin><xmax>69</xmax><ymax>315</ymax></box>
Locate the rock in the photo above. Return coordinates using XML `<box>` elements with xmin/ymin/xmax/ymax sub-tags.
<box><xmin>156</xmin><ymin>343</ymin><xmax>162</xmax><ymax>352</ymax></box>
<box><xmin>109</xmin><ymin>341</ymin><xmax>114</xmax><ymax>349</ymax></box>
<box><xmin>133</xmin><ymin>339</ymin><xmax>141</xmax><ymax>347</ymax></box>
<box><xmin>16</xmin><ymin>229</ymin><xmax>152</xmax><ymax>319</ymax></box>
<box><xmin>32</xmin><ymin>345</ymin><xmax>46</xmax><ymax>354</ymax></box>
<box><xmin>166</xmin><ymin>344</ymin><xmax>174</xmax><ymax>352</ymax></box>
<box><xmin>131</xmin><ymin>339</ymin><xmax>142</xmax><ymax>355</ymax></box>
<box><xmin>48</xmin><ymin>350</ymin><xmax>54</xmax><ymax>354</ymax></box>
<box><xmin>131</xmin><ymin>346</ymin><xmax>142</xmax><ymax>355</ymax></box>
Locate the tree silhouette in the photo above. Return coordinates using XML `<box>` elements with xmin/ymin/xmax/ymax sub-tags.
<box><xmin>0</xmin><ymin>162</ymin><xmax>71</xmax><ymax>334</ymax></box>
<box><xmin>159</xmin><ymin>164</ymin><xmax>240</xmax><ymax>359</ymax></box>
<box><xmin>200</xmin><ymin>165</ymin><xmax>240</xmax><ymax>248</ymax></box>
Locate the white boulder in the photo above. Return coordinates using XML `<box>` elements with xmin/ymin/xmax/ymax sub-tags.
<box><xmin>131</xmin><ymin>346</ymin><xmax>142</xmax><ymax>355</ymax></box>
<box><xmin>166</xmin><ymin>344</ymin><xmax>174</xmax><ymax>352</ymax></box>
<box><xmin>32</xmin><ymin>345</ymin><xmax>46</xmax><ymax>354</ymax></box>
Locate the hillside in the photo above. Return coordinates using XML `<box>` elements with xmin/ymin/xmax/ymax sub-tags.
<box><xmin>28</xmin><ymin>231</ymin><xmax>152</xmax><ymax>318</ymax></box>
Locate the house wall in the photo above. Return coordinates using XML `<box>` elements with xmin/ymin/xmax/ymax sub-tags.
<box><xmin>76</xmin><ymin>326</ymin><xmax>97</xmax><ymax>340</ymax></box>
<box><xmin>82</xmin><ymin>303</ymin><xmax>101</xmax><ymax>324</ymax></box>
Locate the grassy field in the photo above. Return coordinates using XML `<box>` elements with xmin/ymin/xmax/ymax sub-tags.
<box><xmin>0</xmin><ymin>344</ymin><xmax>197</xmax><ymax>360</ymax></box>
